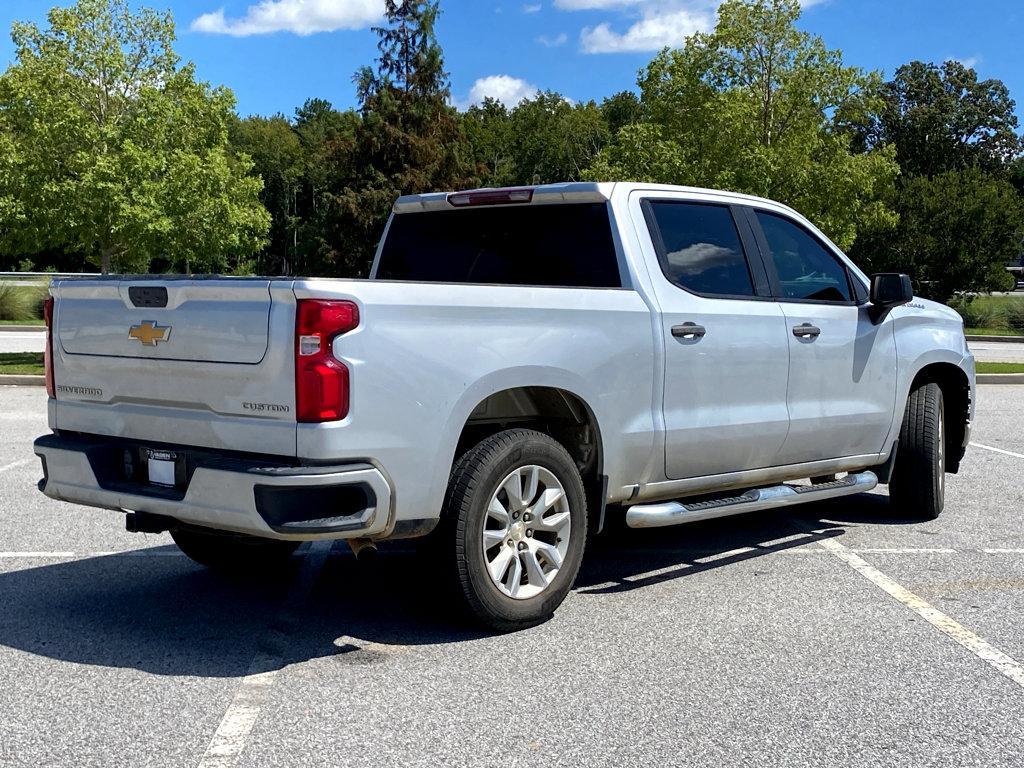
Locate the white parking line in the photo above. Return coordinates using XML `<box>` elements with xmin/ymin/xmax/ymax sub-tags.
<box><xmin>851</xmin><ymin>547</ymin><xmax>956</xmax><ymax>554</ymax></box>
<box><xmin>971</xmin><ymin>442</ymin><xmax>1024</xmax><ymax>460</ymax></box>
<box><xmin>0</xmin><ymin>550</ymin><xmax>184</xmax><ymax>559</ymax></box>
<box><xmin>199</xmin><ymin>540</ymin><xmax>332</xmax><ymax>769</ymax></box>
<box><xmin>0</xmin><ymin>458</ymin><xmax>33</xmax><ymax>474</ymax></box>
<box><xmin>819</xmin><ymin>536</ymin><xmax>1024</xmax><ymax>691</ymax></box>
<box><xmin>0</xmin><ymin>551</ymin><xmax>75</xmax><ymax>558</ymax></box>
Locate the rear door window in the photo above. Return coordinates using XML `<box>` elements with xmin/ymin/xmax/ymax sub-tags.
<box><xmin>644</xmin><ymin>201</ymin><xmax>756</xmax><ymax>298</ymax></box>
<box><xmin>375</xmin><ymin>203</ymin><xmax>622</xmax><ymax>288</ymax></box>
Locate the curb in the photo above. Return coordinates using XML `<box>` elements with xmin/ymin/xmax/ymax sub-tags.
<box><xmin>0</xmin><ymin>325</ymin><xmax>44</xmax><ymax>332</ymax></box>
<box><xmin>0</xmin><ymin>374</ymin><xmax>44</xmax><ymax>386</ymax></box>
<box><xmin>966</xmin><ymin>335</ymin><xmax>1024</xmax><ymax>343</ymax></box>
<box><xmin>977</xmin><ymin>373</ymin><xmax>1024</xmax><ymax>385</ymax></box>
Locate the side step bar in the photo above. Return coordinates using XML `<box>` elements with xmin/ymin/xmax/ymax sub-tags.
<box><xmin>625</xmin><ymin>471</ymin><xmax>878</xmax><ymax>529</ymax></box>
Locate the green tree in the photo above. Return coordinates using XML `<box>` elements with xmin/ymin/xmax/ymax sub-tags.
<box><xmin>847</xmin><ymin>61</ymin><xmax>1024</xmax><ymax>296</ymax></box>
<box><xmin>600</xmin><ymin>90</ymin><xmax>643</xmax><ymax>135</ymax></box>
<box><xmin>509</xmin><ymin>93</ymin><xmax>609</xmax><ymax>184</ymax></box>
<box><xmin>230</xmin><ymin>114</ymin><xmax>304</xmax><ymax>273</ymax></box>
<box><xmin>463</xmin><ymin>97</ymin><xmax>515</xmax><ymax>186</ymax></box>
<box><xmin>1011</xmin><ymin>157</ymin><xmax>1024</xmax><ymax>196</ymax></box>
<box><xmin>0</xmin><ymin>0</ymin><xmax>269</xmax><ymax>274</ymax></box>
<box><xmin>464</xmin><ymin>92</ymin><xmax>610</xmax><ymax>187</ymax></box>
<box><xmin>326</xmin><ymin>0</ymin><xmax>473</xmax><ymax>276</ymax></box>
<box><xmin>854</xmin><ymin>169</ymin><xmax>1023</xmax><ymax>303</ymax></box>
<box><xmin>586</xmin><ymin>0</ymin><xmax>898</xmax><ymax>249</ymax></box>
<box><xmin>857</xmin><ymin>60</ymin><xmax>1022</xmax><ymax>177</ymax></box>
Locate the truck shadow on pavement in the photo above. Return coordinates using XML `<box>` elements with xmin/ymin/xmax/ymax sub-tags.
<box><xmin>0</xmin><ymin>492</ymin><xmax>920</xmax><ymax>676</ymax></box>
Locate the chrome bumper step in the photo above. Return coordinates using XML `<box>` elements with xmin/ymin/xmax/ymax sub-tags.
<box><xmin>625</xmin><ymin>471</ymin><xmax>878</xmax><ymax>529</ymax></box>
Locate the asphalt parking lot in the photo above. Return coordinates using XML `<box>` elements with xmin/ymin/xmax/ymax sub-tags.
<box><xmin>1</xmin><ymin>385</ymin><xmax>1023</xmax><ymax>767</ymax></box>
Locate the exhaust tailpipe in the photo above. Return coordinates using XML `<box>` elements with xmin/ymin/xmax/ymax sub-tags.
<box><xmin>347</xmin><ymin>538</ymin><xmax>378</xmax><ymax>561</ymax></box>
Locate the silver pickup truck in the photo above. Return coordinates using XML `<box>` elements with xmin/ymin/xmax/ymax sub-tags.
<box><xmin>34</xmin><ymin>182</ymin><xmax>975</xmax><ymax>630</ymax></box>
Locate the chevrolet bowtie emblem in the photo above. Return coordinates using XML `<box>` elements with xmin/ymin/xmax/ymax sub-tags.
<box><xmin>128</xmin><ymin>320</ymin><xmax>171</xmax><ymax>346</ymax></box>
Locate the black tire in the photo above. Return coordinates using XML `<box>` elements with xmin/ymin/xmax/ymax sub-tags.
<box><xmin>170</xmin><ymin>526</ymin><xmax>300</xmax><ymax>572</ymax></box>
<box><xmin>888</xmin><ymin>382</ymin><xmax>945</xmax><ymax>519</ymax></box>
<box><xmin>437</xmin><ymin>429</ymin><xmax>587</xmax><ymax>632</ymax></box>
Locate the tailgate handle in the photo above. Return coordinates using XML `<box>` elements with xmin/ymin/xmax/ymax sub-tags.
<box><xmin>129</xmin><ymin>286</ymin><xmax>168</xmax><ymax>308</ymax></box>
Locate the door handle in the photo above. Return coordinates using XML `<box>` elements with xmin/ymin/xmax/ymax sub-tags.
<box><xmin>792</xmin><ymin>323</ymin><xmax>821</xmax><ymax>338</ymax></box>
<box><xmin>672</xmin><ymin>322</ymin><xmax>706</xmax><ymax>339</ymax></box>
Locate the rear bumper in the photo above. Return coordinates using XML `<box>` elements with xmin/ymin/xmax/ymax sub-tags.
<box><xmin>33</xmin><ymin>433</ymin><xmax>393</xmax><ymax>541</ymax></box>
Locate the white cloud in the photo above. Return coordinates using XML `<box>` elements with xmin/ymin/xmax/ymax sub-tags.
<box><xmin>580</xmin><ymin>7</ymin><xmax>711</xmax><ymax>53</ymax></box>
<box><xmin>523</xmin><ymin>3</ymin><xmax>543</xmax><ymax>12</ymax></box>
<box><xmin>554</xmin><ymin>0</ymin><xmax>644</xmax><ymax>8</ymax></box>
<box><xmin>537</xmin><ymin>32</ymin><xmax>568</xmax><ymax>47</ymax></box>
<box><xmin>949</xmin><ymin>55</ymin><xmax>981</xmax><ymax>69</ymax></box>
<box><xmin>191</xmin><ymin>0</ymin><xmax>384</xmax><ymax>36</ymax></box>
<box><xmin>562</xmin><ymin>0</ymin><xmax>825</xmax><ymax>54</ymax></box>
<box><xmin>461</xmin><ymin>75</ymin><xmax>540</xmax><ymax>109</ymax></box>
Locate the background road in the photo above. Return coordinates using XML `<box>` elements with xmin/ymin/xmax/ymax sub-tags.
<box><xmin>967</xmin><ymin>339</ymin><xmax>1024</xmax><ymax>363</ymax></box>
<box><xmin>1</xmin><ymin>386</ymin><xmax>1023</xmax><ymax>766</ymax></box>
<box><xmin>0</xmin><ymin>332</ymin><xmax>46</xmax><ymax>354</ymax></box>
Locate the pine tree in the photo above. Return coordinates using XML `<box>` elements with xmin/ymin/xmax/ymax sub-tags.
<box><xmin>325</xmin><ymin>0</ymin><xmax>472</xmax><ymax>276</ymax></box>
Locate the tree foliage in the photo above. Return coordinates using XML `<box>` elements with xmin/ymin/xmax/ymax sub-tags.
<box><xmin>323</xmin><ymin>0</ymin><xmax>473</xmax><ymax>276</ymax></box>
<box><xmin>855</xmin><ymin>60</ymin><xmax>1023</xmax><ymax>177</ymax></box>
<box><xmin>464</xmin><ymin>92</ymin><xmax>609</xmax><ymax>187</ymax></box>
<box><xmin>600</xmin><ymin>90</ymin><xmax>643</xmax><ymax>135</ymax></box>
<box><xmin>854</xmin><ymin>169</ymin><xmax>1022</xmax><ymax>303</ymax></box>
<box><xmin>585</xmin><ymin>0</ymin><xmax>898</xmax><ymax>249</ymax></box>
<box><xmin>229</xmin><ymin>100</ymin><xmax>359</xmax><ymax>274</ymax></box>
<box><xmin>2</xmin><ymin>0</ymin><xmax>1022</xmax><ymax>301</ymax></box>
<box><xmin>0</xmin><ymin>0</ymin><xmax>269</xmax><ymax>273</ymax></box>
<box><xmin>847</xmin><ymin>60</ymin><xmax>1024</xmax><ymax>301</ymax></box>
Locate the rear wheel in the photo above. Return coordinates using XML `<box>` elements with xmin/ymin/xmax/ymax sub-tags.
<box><xmin>438</xmin><ymin>429</ymin><xmax>587</xmax><ymax>631</ymax></box>
<box><xmin>170</xmin><ymin>526</ymin><xmax>300</xmax><ymax>572</ymax></box>
<box><xmin>889</xmin><ymin>382</ymin><xmax>945</xmax><ymax>519</ymax></box>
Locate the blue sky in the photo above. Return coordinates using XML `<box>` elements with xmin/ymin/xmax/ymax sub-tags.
<box><xmin>1</xmin><ymin>0</ymin><xmax>1022</xmax><ymax>121</ymax></box>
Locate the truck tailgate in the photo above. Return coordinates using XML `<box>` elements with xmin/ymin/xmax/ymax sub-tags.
<box><xmin>49</xmin><ymin>278</ymin><xmax>299</xmax><ymax>456</ymax></box>
<box><xmin>57</xmin><ymin>279</ymin><xmax>272</xmax><ymax>363</ymax></box>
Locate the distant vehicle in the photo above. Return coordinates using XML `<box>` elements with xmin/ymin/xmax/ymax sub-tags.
<box><xmin>34</xmin><ymin>183</ymin><xmax>976</xmax><ymax>630</ymax></box>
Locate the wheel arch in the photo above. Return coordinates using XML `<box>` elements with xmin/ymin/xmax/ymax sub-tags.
<box><xmin>441</xmin><ymin>374</ymin><xmax>608</xmax><ymax>535</ymax></box>
<box><xmin>904</xmin><ymin>361</ymin><xmax>972</xmax><ymax>473</ymax></box>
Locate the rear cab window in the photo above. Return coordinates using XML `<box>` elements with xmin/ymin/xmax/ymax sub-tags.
<box><xmin>375</xmin><ymin>203</ymin><xmax>622</xmax><ymax>288</ymax></box>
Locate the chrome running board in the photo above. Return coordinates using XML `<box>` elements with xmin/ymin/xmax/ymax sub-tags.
<box><xmin>625</xmin><ymin>471</ymin><xmax>878</xmax><ymax>529</ymax></box>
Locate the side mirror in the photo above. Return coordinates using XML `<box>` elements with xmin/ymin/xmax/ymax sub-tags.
<box><xmin>869</xmin><ymin>273</ymin><xmax>913</xmax><ymax>321</ymax></box>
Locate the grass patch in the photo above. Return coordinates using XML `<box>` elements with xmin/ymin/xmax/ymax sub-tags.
<box><xmin>976</xmin><ymin>362</ymin><xmax>1024</xmax><ymax>375</ymax></box>
<box><xmin>951</xmin><ymin>294</ymin><xmax>1024</xmax><ymax>335</ymax></box>
<box><xmin>0</xmin><ymin>318</ymin><xmax>45</xmax><ymax>326</ymax></box>
<box><xmin>0</xmin><ymin>283</ymin><xmax>48</xmax><ymax>322</ymax></box>
<box><xmin>964</xmin><ymin>327</ymin><xmax>1024</xmax><ymax>337</ymax></box>
<box><xmin>0</xmin><ymin>352</ymin><xmax>43</xmax><ymax>375</ymax></box>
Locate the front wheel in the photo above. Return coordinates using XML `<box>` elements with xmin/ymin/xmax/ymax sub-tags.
<box><xmin>170</xmin><ymin>525</ymin><xmax>300</xmax><ymax>572</ymax></box>
<box><xmin>438</xmin><ymin>429</ymin><xmax>587</xmax><ymax>631</ymax></box>
<box><xmin>888</xmin><ymin>382</ymin><xmax>945</xmax><ymax>519</ymax></box>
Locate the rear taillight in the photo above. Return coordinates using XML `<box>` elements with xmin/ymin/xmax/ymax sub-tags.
<box><xmin>43</xmin><ymin>296</ymin><xmax>55</xmax><ymax>397</ymax></box>
<box><xmin>295</xmin><ymin>299</ymin><xmax>359</xmax><ymax>422</ymax></box>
